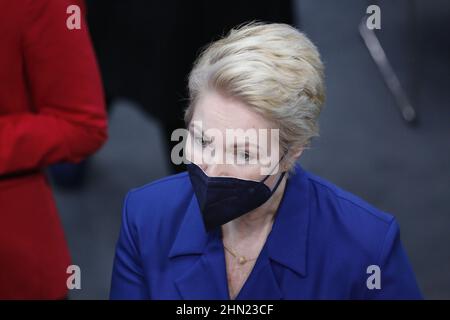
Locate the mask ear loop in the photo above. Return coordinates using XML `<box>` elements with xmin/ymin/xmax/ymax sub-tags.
<box><xmin>268</xmin><ymin>171</ymin><xmax>286</xmax><ymax>194</ymax></box>
<box><xmin>260</xmin><ymin>151</ymin><xmax>288</xmax><ymax>185</ymax></box>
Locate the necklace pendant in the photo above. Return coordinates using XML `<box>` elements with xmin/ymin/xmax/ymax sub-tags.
<box><xmin>238</xmin><ymin>256</ymin><xmax>247</xmax><ymax>265</ymax></box>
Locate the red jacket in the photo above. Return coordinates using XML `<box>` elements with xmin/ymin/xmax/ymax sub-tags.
<box><xmin>0</xmin><ymin>0</ymin><xmax>107</xmax><ymax>298</ymax></box>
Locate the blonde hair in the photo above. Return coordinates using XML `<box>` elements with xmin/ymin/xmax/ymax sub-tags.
<box><xmin>185</xmin><ymin>22</ymin><xmax>325</xmax><ymax>172</ymax></box>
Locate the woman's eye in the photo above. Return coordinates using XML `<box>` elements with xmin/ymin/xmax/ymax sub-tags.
<box><xmin>237</xmin><ymin>150</ymin><xmax>251</xmax><ymax>162</ymax></box>
<box><xmin>195</xmin><ymin>136</ymin><xmax>210</xmax><ymax>148</ymax></box>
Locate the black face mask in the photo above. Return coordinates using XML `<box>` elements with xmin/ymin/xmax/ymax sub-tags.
<box><xmin>186</xmin><ymin>157</ymin><xmax>287</xmax><ymax>231</ymax></box>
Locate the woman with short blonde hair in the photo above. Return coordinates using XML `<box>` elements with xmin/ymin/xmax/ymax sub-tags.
<box><xmin>185</xmin><ymin>22</ymin><xmax>326</xmax><ymax>172</ymax></box>
<box><xmin>111</xmin><ymin>22</ymin><xmax>421</xmax><ymax>300</ymax></box>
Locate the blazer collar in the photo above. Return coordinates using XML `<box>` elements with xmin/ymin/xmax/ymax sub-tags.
<box><xmin>266</xmin><ymin>163</ymin><xmax>310</xmax><ymax>276</ymax></box>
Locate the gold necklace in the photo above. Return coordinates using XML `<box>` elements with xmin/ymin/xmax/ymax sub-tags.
<box><xmin>223</xmin><ymin>244</ymin><xmax>258</xmax><ymax>265</ymax></box>
<box><xmin>222</xmin><ymin>215</ymin><xmax>276</xmax><ymax>266</ymax></box>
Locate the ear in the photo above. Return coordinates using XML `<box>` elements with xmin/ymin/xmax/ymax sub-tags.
<box><xmin>282</xmin><ymin>148</ymin><xmax>304</xmax><ymax>171</ymax></box>
<box><xmin>291</xmin><ymin>148</ymin><xmax>303</xmax><ymax>159</ymax></box>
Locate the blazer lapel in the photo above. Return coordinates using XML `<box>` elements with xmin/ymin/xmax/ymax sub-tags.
<box><xmin>237</xmin><ymin>163</ymin><xmax>311</xmax><ymax>299</ymax></box>
<box><xmin>168</xmin><ymin>194</ymin><xmax>229</xmax><ymax>299</ymax></box>
<box><xmin>236</xmin><ymin>248</ymin><xmax>283</xmax><ymax>300</ymax></box>
<box><xmin>266</xmin><ymin>163</ymin><xmax>310</xmax><ymax>277</ymax></box>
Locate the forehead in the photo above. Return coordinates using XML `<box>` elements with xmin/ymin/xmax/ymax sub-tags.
<box><xmin>192</xmin><ymin>91</ymin><xmax>274</xmax><ymax>131</ymax></box>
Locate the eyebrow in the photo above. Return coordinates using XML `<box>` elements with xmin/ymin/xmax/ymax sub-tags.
<box><xmin>189</xmin><ymin>124</ymin><xmax>213</xmax><ymax>143</ymax></box>
<box><xmin>189</xmin><ymin>123</ymin><xmax>203</xmax><ymax>134</ymax></box>
<box><xmin>232</xmin><ymin>141</ymin><xmax>260</xmax><ymax>151</ymax></box>
<box><xmin>189</xmin><ymin>123</ymin><xmax>261</xmax><ymax>150</ymax></box>
<box><xmin>189</xmin><ymin>123</ymin><xmax>208</xmax><ymax>137</ymax></box>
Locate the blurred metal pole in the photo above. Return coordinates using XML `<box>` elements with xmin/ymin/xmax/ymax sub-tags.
<box><xmin>359</xmin><ymin>18</ymin><xmax>417</xmax><ymax>124</ymax></box>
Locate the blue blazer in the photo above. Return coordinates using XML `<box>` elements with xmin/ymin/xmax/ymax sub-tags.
<box><xmin>110</xmin><ymin>164</ymin><xmax>422</xmax><ymax>299</ymax></box>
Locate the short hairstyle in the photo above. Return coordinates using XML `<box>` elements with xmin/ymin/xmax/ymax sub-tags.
<box><xmin>185</xmin><ymin>22</ymin><xmax>325</xmax><ymax>171</ymax></box>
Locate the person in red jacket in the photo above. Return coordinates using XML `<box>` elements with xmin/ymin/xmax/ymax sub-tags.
<box><xmin>0</xmin><ymin>0</ymin><xmax>107</xmax><ymax>299</ymax></box>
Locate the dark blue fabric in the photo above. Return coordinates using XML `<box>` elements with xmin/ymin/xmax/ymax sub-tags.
<box><xmin>186</xmin><ymin>162</ymin><xmax>286</xmax><ymax>231</ymax></box>
<box><xmin>110</xmin><ymin>163</ymin><xmax>422</xmax><ymax>299</ymax></box>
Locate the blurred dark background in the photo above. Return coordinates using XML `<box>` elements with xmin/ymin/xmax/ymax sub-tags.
<box><xmin>50</xmin><ymin>0</ymin><xmax>450</xmax><ymax>299</ymax></box>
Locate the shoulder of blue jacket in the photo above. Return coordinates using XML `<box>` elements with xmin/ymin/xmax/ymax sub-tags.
<box><xmin>122</xmin><ymin>171</ymin><xmax>192</xmax><ymax>222</ymax></box>
<box><xmin>301</xmin><ymin>170</ymin><xmax>403</xmax><ymax>269</ymax></box>
<box><xmin>304</xmin><ymin>170</ymin><xmax>395</xmax><ymax>225</ymax></box>
<box><xmin>129</xmin><ymin>171</ymin><xmax>190</xmax><ymax>194</ymax></box>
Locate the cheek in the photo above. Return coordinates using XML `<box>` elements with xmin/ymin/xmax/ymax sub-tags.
<box><xmin>265</xmin><ymin>174</ymin><xmax>280</xmax><ymax>189</ymax></box>
<box><xmin>232</xmin><ymin>166</ymin><xmax>264</xmax><ymax>181</ymax></box>
<box><xmin>184</xmin><ymin>135</ymin><xmax>194</xmax><ymax>161</ymax></box>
